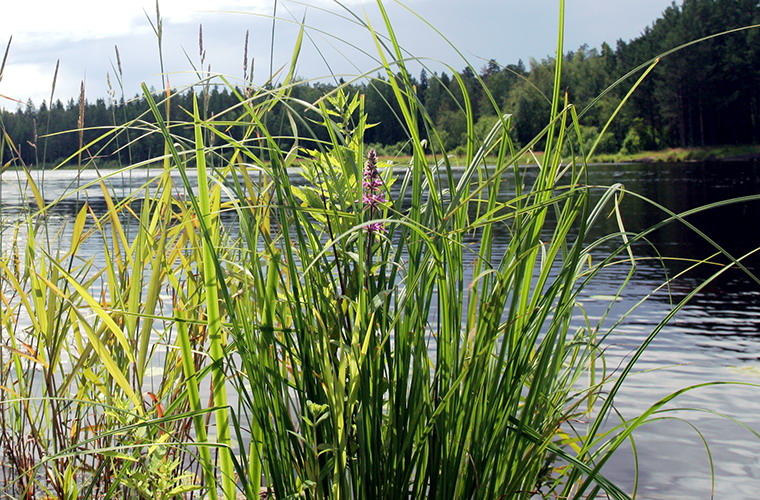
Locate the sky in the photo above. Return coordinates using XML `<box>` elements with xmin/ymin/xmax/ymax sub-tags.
<box><xmin>0</xmin><ymin>0</ymin><xmax>679</xmax><ymax>110</ymax></box>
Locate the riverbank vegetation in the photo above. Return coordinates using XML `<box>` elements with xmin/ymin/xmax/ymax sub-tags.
<box><xmin>371</xmin><ymin>143</ymin><xmax>760</xmax><ymax>168</ymax></box>
<box><xmin>0</xmin><ymin>0</ymin><xmax>758</xmax><ymax>498</ymax></box>
<box><xmin>594</xmin><ymin>143</ymin><xmax>760</xmax><ymax>163</ymax></box>
<box><xmin>1</xmin><ymin>0</ymin><xmax>759</xmax><ymax>168</ymax></box>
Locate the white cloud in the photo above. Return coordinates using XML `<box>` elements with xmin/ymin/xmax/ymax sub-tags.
<box><xmin>0</xmin><ymin>0</ymin><xmax>681</xmax><ymax>110</ymax></box>
<box><xmin>0</xmin><ymin>62</ymin><xmax>81</xmax><ymax>110</ymax></box>
<box><xmin>0</xmin><ymin>0</ymin><xmax>277</xmax><ymax>46</ymax></box>
<box><xmin>1</xmin><ymin>1</ymin><xmax>142</xmax><ymax>45</ymax></box>
<box><xmin>0</xmin><ymin>0</ymin><xmax>280</xmax><ymax>107</ymax></box>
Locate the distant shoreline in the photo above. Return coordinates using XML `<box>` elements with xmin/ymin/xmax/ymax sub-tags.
<box><xmin>377</xmin><ymin>144</ymin><xmax>760</xmax><ymax>166</ymax></box>
<box><xmin>592</xmin><ymin>144</ymin><xmax>760</xmax><ymax>164</ymax></box>
<box><xmin>1</xmin><ymin>145</ymin><xmax>757</xmax><ymax>173</ymax></box>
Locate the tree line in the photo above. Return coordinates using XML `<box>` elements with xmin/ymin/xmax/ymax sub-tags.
<box><xmin>1</xmin><ymin>0</ymin><xmax>758</xmax><ymax>167</ymax></box>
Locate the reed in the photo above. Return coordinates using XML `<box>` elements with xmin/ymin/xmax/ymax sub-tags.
<box><xmin>0</xmin><ymin>0</ymin><xmax>758</xmax><ymax>498</ymax></box>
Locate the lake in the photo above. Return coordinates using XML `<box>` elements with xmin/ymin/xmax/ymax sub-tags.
<box><xmin>1</xmin><ymin>160</ymin><xmax>759</xmax><ymax>498</ymax></box>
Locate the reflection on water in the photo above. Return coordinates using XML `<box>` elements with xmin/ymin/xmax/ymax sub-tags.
<box><xmin>579</xmin><ymin>161</ymin><xmax>760</xmax><ymax>498</ymax></box>
<box><xmin>1</xmin><ymin>161</ymin><xmax>759</xmax><ymax>498</ymax></box>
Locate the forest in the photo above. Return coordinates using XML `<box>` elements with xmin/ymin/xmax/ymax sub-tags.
<box><xmin>1</xmin><ymin>0</ymin><xmax>759</xmax><ymax>167</ymax></box>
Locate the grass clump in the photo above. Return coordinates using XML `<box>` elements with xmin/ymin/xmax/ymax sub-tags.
<box><xmin>0</xmin><ymin>168</ymin><xmax>215</xmax><ymax>498</ymax></box>
<box><xmin>0</xmin><ymin>1</ymin><xmax>758</xmax><ymax>498</ymax></box>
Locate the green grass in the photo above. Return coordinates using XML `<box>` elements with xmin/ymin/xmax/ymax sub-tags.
<box><xmin>593</xmin><ymin>143</ymin><xmax>760</xmax><ymax>163</ymax></box>
<box><xmin>0</xmin><ymin>1</ymin><xmax>759</xmax><ymax>499</ymax></box>
<box><xmin>383</xmin><ymin>143</ymin><xmax>760</xmax><ymax>167</ymax></box>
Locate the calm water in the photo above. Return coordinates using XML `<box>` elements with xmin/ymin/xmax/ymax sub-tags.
<box><xmin>582</xmin><ymin>162</ymin><xmax>760</xmax><ymax>499</ymax></box>
<box><xmin>1</xmin><ymin>161</ymin><xmax>759</xmax><ymax>498</ymax></box>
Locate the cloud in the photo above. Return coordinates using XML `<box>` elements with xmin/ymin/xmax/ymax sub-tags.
<box><xmin>0</xmin><ymin>0</ymin><xmax>679</xmax><ymax>110</ymax></box>
<box><xmin>0</xmin><ymin>0</ymin><xmax>276</xmax><ymax>47</ymax></box>
<box><xmin>1</xmin><ymin>62</ymin><xmax>75</xmax><ymax>109</ymax></box>
<box><xmin>1</xmin><ymin>1</ymin><xmax>143</xmax><ymax>45</ymax></box>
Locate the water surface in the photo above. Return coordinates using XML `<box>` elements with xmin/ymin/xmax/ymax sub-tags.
<box><xmin>2</xmin><ymin>161</ymin><xmax>759</xmax><ymax>498</ymax></box>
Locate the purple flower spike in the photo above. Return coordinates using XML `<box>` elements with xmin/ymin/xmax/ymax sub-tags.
<box><xmin>362</xmin><ymin>149</ymin><xmax>387</xmax><ymax>233</ymax></box>
<box><xmin>362</xmin><ymin>192</ymin><xmax>386</xmax><ymax>208</ymax></box>
<box><xmin>366</xmin><ymin>222</ymin><xmax>387</xmax><ymax>234</ymax></box>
